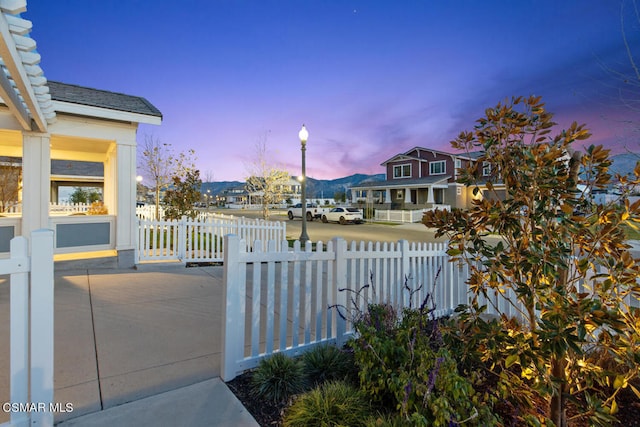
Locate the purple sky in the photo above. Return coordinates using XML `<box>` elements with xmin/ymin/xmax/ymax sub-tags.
<box><xmin>27</xmin><ymin>1</ymin><xmax>639</xmax><ymax>180</ymax></box>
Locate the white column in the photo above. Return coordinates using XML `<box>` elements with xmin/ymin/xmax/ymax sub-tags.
<box><xmin>22</xmin><ymin>132</ymin><xmax>51</xmax><ymax>238</ymax></box>
<box><xmin>115</xmin><ymin>139</ymin><xmax>137</xmax><ymax>251</ymax></box>
<box><xmin>404</xmin><ymin>187</ymin><xmax>411</xmax><ymax>203</ymax></box>
<box><xmin>384</xmin><ymin>188</ymin><xmax>391</xmax><ymax>203</ymax></box>
<box><xmin>104</xmin><ymin>144</ymin><xmax>117</xmax><ymax>215</ymax></box>
<box><xmin>427</xmin><ymin>186</ymin><xmax>435</xmax><ymax>204</ymax></box>
<box><xmin>366</xmin><ymin>190</ymin><xmax>373</xmax><ymax>203</ymax></box>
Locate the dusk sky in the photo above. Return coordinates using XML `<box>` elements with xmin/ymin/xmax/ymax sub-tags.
<box><xmin>26</xmin><ymin>1</ymin><xmax>640</xmax><ymax>181</ymax></box>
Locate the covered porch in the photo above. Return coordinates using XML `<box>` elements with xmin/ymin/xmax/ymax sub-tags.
<box><xmin>0</xmin><ymin>3</ymin><xmax>161</xmax><ymax>266</ymax></box>
<box><xmin>350</xmin><ymin>176</ymin><xmax>451</xmax><ymax>211</ymax></box>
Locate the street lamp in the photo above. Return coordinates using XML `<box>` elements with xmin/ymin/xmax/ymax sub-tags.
<box><xmin>299</xmin><ymin>124</ymin><xmax>310</xmax><ymax>245</ymax></box>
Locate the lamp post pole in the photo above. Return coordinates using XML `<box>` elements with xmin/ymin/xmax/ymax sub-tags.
<box><xmin>299</xmin><ymin>125</ymin><xmax>310</xmax><ymax>245</ymax></box>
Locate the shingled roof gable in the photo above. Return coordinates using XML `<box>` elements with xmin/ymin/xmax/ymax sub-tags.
<box><xmin>48</xmin><ymin>81</ymin><xmax>162</xmax><ymax>118</ymax></box>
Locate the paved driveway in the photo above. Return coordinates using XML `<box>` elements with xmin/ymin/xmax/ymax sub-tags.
<box><xmin>0</xmin><ymin>264</ymin><xmax>223</xmax><ymax>424</ymax></box>
<box><xmin>216</xmin><ymin>209</ymin><xmax>448</xmax><ymax>245</ymax></box>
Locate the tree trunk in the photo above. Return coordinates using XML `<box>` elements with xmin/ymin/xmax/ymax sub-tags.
<box><xmin>155</xmin><ymin>186</ymin><xmax>161</xmax><ymax>220</ymax></box>
<box><xmin>550</xmin><ymin>356</ymin><xmax>567</xmax><ymax>427</ymax></box>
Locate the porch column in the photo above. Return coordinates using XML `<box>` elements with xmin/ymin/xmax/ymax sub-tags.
<box><xmin>22</xmin><ymin>132</ymin><xmax>51</xmax><ymax>238</ymax></box>
<box><xmin>404</xmin><ymin>187</ymin><xmax>411</xmax><ymax>203</ymax></box>
<box><xmin>106</xmin><ymin>138</ymin><xmax>136</xmax><ymax>267</ymax></box>
<box><xmin>384</xmin><ymin>188</ymin><xmax>391</xmax><ymax>203</ymax></box>
<box><xmin>104</xmin><ymin>144</ymin><xmax>117</xmax><ymax>215</ymax></box>
<box><xmin>427</xmin><ymin>186</ymin><xmax>435</xmax><ymax>204</ymax></box>
<box><xmin>366</xmin><ymin>190</ymin><xmax>373</xmax><ymax>203</ymax></box>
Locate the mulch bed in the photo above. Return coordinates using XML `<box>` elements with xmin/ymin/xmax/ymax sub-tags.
<box><xmin>226</xmin><ymin>372</ymin><xmax>286</xmax><ymax>426</ymax></box>
<box><xmin>227</xmin><ymin>371</ymin><xmax>640</xmax><ymax>427</ymax></box>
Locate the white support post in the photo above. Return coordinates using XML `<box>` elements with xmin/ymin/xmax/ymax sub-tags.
<box><xmin>22</xmin><ymin>133</ymin><xmax>51</xmax><ymax>238</ymax></box>
<box><xmin>221</xmin><ymin>235</ymin><xmax>244</xmax><ymax>381</ymax></box>
<box><xmin>9</xmin><ymin>236</ymin><xmax>29</xmax><ymax>426</ymax></box>
<box><xmin>427</xmin><ymin>186</ymin><xmax>435</xmax><ymax>204</ymax></box>
<box><xmin>384</xmin><ymin>188</ymin><xmax>391</xmax><ymax>204</ymax></box>
<box><xmin>29</xmin><ymin>229</ymin><xmax>55</xmax><ymax>427</ymax></box>
<box><xmin>332</xmin><ymin>237</ymin><xmax>348</xmax><ymax>347</ymax></box>
<box><xmin>404</xmin><ymin>187</ymin><xmax>412</xmax><ymax>204</ymax></box>
<box><xmin>115</xmin><ymin>141</ymin><xmax>137</xmax><ymax>252</ymax></box>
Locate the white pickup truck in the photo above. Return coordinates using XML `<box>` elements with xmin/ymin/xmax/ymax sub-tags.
<box><xmin>287</xmin><ymin>203</ymin><xmax>329</xmax><ymax>221</ymax></box>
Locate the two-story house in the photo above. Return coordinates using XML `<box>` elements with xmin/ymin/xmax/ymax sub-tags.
<box><xmin>350</xmin><ymin>147</ymin><xmax>498</xmax><ymax>210</ymax></box>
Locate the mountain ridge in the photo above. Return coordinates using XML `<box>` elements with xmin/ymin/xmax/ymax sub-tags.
<box><xmin>201</xmin><ymin>173</ymin><xmax>385</xmax><ymax>199</ymax></box>
<box><xmin>201</xmin><ymin>153</ymin><xmax>639</xmax><ymax>198</ymax></box>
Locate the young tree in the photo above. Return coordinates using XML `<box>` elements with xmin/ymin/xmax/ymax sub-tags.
<box><xmin>333</xmin><ymin>190</ymin><xmax>346</xmax><ymax>203</ymax></box>
<box><xmin>163</xmin><ymin>169</ymin><xmax>202</xmax><ymax>220</ymax></box>
<box><xmin>69</xmin><ymin>187</ymin><xmax>101</xmax><ymax>204</ymax></box>
<box><xmin>0</xmin><ymin>158</ymin><xmax>21</xmax><ymax>212</ymax></box>
<box><xmin>245</xmin><ymin>133</ymin><xmax>291</xmax><ymax>220</ymax></box>
<box><xmin>138</xmin><ymin>134</ymin><xmax>196</xmax><ymax>219</ymax></box>
<box><xmin>423</xmin><ymin>96</ymin><xmax>640</xmax><ymax>426</ymax></box>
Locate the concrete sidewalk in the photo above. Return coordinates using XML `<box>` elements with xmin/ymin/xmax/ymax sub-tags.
<box><xmin>0</xmin><ymin>263</ymin><xmax>258</xmax><ymax>426</ymax></box>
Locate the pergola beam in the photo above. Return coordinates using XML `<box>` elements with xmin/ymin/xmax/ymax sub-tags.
<box><xmin>0</xmin><ymin>7</ymin><xmax>49</xmax><ymax>132</ymax></box>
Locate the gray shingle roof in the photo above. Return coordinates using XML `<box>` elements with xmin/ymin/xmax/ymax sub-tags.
<box><xmin>351</xmin><ymin>176</ymin><xmax>451</xmax><ymax>189</ymax></box>
<box><xmin>48</xmin><ymin>81</ymin><xmax>162</xmax><ymax>118</ymax></box>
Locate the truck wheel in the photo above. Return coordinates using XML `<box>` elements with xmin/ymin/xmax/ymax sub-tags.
<box><xmin>321</xmin><ymin>215</ymin><xmax>328</xmax><ymax>223</ymax></box>
<box><xmin>339</xmin><ymin>216</ymin><xmax>346</xmax><ymax>225</ymax></box>
<box><xmin>288</xmin><ymin>211</ymin><xmax>294</xmax><ymax>220</ymax></box>
<box><xmin>306</xmin><ymin>212</ymin><xmax>313</xmax><ymax>221</ymax></box>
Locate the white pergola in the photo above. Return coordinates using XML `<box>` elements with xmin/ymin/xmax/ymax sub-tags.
<box><xmin>0</xmin><ymin>0</ymin><xmax>162</xmax><ymax>266</ymax></box>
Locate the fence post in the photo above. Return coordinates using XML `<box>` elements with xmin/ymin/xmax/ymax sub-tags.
<box><xmin>221</xmin><ymin>234</ymin><xmax>244</xmax><ymax>381</ymax></box>
<box><xmin>332</xmin><ymin>237</ymin><xmax>348</xmax><ymax>347</ymax></box>
<box><xmin>30</xmin><ymin>229</ymin><xmax>55</xmax><ymax>427</ymax></box>
<box><xmin>178</xmin><ymin>216</ymin><xmax>187</xmax><ymax>260</ymax></box>
<box><xmin>134</xmin><ymin>218</ymin><xmax>140</xmax><ymax>264</ymax></box>
<box><xmin>399</xmin><ymin>240</ymin><xmax>410</xmax><ymax>308</ymax></box>
<box><xmin>9</xmin><ymin>236</ymin><xmax>29</xmax><ymax>425</ymax></box>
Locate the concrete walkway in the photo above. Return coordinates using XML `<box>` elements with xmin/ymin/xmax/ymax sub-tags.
<box><xmin>0</xmin><ymin>263</ymin><xmax>258</xmax><ymax>426</ymax></box>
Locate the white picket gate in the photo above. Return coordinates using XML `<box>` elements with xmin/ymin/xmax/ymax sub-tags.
<box><xmin>1</xmin><ymin>230</ymin><xmax>55</xmax><ymax>427</ymax></box>
<box><xmin>221</xmin><ymin>235</ymin><xmax>471</xmax><ymax>381</ymax></box>
<box><xmin>135</xmin><ymin>215</ymin><xmax>286</xmax><ymax>264</ymax></box>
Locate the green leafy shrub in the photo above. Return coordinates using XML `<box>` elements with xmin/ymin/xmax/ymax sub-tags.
<box><xmin>251</xmin><ymin>352</ymin><xmax>306</xmax><ymax>403</ymax></box>
<box><xmin>351</xmin><ymin>303</ymin><xmax>497</xmax><ymax>426</ymax></box>
<box><xmin>283</xmin><ymin>380</ymin><xmax>371</xmax><ymax>427</ymax></box>
<box><xmin>364</xmin><ymin>412</ymin><xmax>415</xmax><ymax>427</ymax></box>
<box><xmin>302</xmin><ymin>345</ymin><xmax>356</xmax><ymax>386</ymax></box>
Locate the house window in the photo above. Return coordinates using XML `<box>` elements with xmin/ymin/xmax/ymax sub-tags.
<box><xmin>396</xmin><ymin>190</ymin><xmax>403</xmax><ymax>199</ymax></box>
<box><xmin>482</xmin><ymin>161</ymin><xmax>491</xmax><ymax>176</ymax></box>
<box><xmin>429</xmin><ymin>161</ymin><xmax>446</xmax><ymax>175</ymax></box>
<box><xmin>393</xmin><ymin>164</ymin><xmax>411</xmax><ymax>178</ymax></box>
<box><xmin>454</xmin><ymin>158</ymin><xmax>462</xmax><ymax>178</ymax></box>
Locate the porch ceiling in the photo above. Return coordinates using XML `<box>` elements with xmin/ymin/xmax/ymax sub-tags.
<box><xmin>50</xmin><ymin>135</ymin><xmax>113</xmax><ymax>162</ymax></box>
<box><xmin>0</xmin><ymin>130</ymin><xmax>114</xmax><ymax>161</ymax></box>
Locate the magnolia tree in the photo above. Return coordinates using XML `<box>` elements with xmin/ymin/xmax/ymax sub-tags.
<box><xmin>423</xmin><ymin>96</ymin><xmax>640</xmax><ymax>426</ymax></box>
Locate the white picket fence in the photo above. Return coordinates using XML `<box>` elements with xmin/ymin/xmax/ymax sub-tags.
<box><xmin>220</xmin><ymin>234</ymin><xmax>640</xmax><ymax>381</ymax></box>
<box><xmin>1</xmin><ymin>202</ymin><xmax>95</xmax><ymax>215</ymax></box>
<box><xmin>221</xmin><ymin>235</ymin><xmax>470</xmax><ymax>381</ymax></box>
<box><xmin>374</xmin><ymin>206</ymin><xmax>451</xmax><ymax>223</ymax></box>
<box><xmin>1</xmin><ymin>230</ymin><xmax>55</xmax><ymax>427</ymax></box>
<box><xmin>135</xmin><ymin>215</ymin><xmax>287</xmax><ymax>263</ymax></box>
